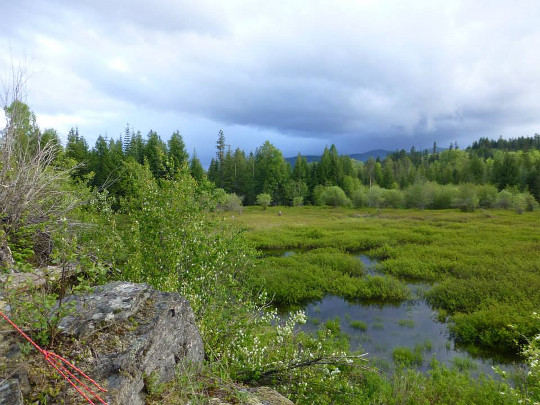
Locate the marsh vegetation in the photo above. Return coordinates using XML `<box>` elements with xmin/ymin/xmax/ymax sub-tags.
<box><xmin>235</xmin><ymin>207</ymin><xmax>539</xmax><ymax>366</ymax></box>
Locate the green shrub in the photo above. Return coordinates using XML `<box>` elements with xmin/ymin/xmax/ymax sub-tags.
<box><xmin>452</xmin><ymin>183</ymin><xmax>479</xmax><ymax>212</ymax></box>
<box><xmin>351</xmin><ymin>187</ymin><xmax>369</xmax><ymax>208</ymax></box>
<box><xmin>404</xmin><ymin>182</ymin><xmax>435</xmax><ymax>209</ymax></box>
<box><xmin>476</xmin><ymin>184</ymin><xmax>498</xmax><ymax>208</ymax></box>
<box><xmin>513</xmin><ymin>191</ymin><xmax>538</xmax><ymax>213</ymax></box>
<box><xmin>311</xmin><ymin>184</ymin><xmax>325</xmax><ymax>206</ymax></box>
<box><xmin>495</xmin><ymin>189</ymin><xmax>514</xmax><ymax>209</ymax></box>
<box><xmin>432</xmin><ymin>184</ymin><xmax>457</xmax><ymax>209</ymax></box>
<box><xmin>292</xmin><ymin>196</ymin><xmax>304</xmax><ymax>207</ymax></box>
<box><xmin>522</xmin><ymin>191</ymin><xmax>539</xmax><ymax>211</ymax></box>
<box><xmin>256</xmin><ymin>193</ymin><xmax>272</xmax><ymax>210</ymax></box>
<box><xmin>319</xmin><ymin>186</ymin><xmax>351</xmax><ymax>207</ymax></box>
<box><xmin>367</xmin><ymin>185</ymin><xmax>385</xmax><ymax>208</ymax></box>
<box><xmin>218</xmin><ymin>192</ymin><xmax>243</xmax><ymax>213</ymax></box>
<box><xmin>383</xmin><ymin>188</ymin><xmax>404</xmax><ymax>208</ymax></box>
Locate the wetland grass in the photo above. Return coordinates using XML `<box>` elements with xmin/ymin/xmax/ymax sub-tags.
<box><xmin>253</xmin><ymin>247</ymin><xmax>410</xmax><ymax>305</ymax></box>
<box><xmin>235</xmin><ymin>206</ymin><xmax>540</xmax><ymax>354</ymax></box>
<box><xmin>349</xmin><ymin>320</ymin><xmax>368</xmax><ymax>331</ymax></box>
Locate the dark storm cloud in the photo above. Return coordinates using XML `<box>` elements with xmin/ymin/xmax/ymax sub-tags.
<box><xmin>1</xmin><ymin>0</ymin><xmax>540</xmax><ymax>157</ymax></box>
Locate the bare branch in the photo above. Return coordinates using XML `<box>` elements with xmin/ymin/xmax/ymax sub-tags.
<box><xmin>1</xmin><ymin>58</ymin><xmax>81</xmax><ymax>267</ymax></box>
<box><xmin>237</xmin><ymin>352</ymin><xmax>371</xmax><ymax>383</ymax></box>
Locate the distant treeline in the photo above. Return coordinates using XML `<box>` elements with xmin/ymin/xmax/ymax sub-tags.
<box><xmin>64</xmin><ymin>126</ymin><xmax>540</xmax><ymax>208</ymax></box>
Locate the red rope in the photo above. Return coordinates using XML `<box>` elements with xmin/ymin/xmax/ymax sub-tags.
<box><xmin>0</xmin><ymin>309</ymin><xmax>108</xmax><ymax>405</ymax></box>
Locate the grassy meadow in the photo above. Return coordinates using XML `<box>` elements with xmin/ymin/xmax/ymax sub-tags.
<box><xmin>232</xmin><ymin>206</ymin><xmax>540</xmax><ymax>355</ymax></box>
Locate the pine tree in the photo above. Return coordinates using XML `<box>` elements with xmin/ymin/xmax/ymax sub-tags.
<box><xmin>123</xmin><ymin>124</ymin><xmax>131</xmax><ymax>152</ymax></box>
<box><xmin>207</xmin><ymin>158</ymin><xmax>219</xmax><ymax>185</ymax></box>
<box><xmin>216</xmin><ymin>130</ymin><xmax>226</xmax><ymax>188</ymax></box>
<box><xmin>168</xmin><ymin>131</ymin><xmax>189</xmax><ymax>172</ymax></box>
<box><xmin>125</xmin><ymin>130</ymin><xmax>144</xmax><ymax>164</ymax></box>
<box><xmin>292</xmin><ymin>153</ymin><xmax>309</xmax><ymax>182</ymax></box>
<box><xmin>144</xmin><ymin>130</ymin><xmax>168</xmax><ymax>178</ymax></box>
<box><xmin>189</xmin><ymin>150</ymin><xmax>205</xmax><ymax>182</ymax></box>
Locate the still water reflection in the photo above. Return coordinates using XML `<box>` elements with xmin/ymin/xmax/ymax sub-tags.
<box><xmin>294</xmin><ymin>254</ymin><xmax>520</xmax><ymax>375</ymax></box>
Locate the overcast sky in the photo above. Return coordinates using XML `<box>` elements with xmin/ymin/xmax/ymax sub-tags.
<box><xmin>1</xmin><ymin>1</ymin><xmax>540</xmax><ymax>165</ymax></box>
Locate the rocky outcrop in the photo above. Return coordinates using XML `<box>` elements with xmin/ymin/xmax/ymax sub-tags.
<box><xmin>0</xmin><ymin>281</ymin><xmax>294</xmax><ymax>404</ymax></box>
<box><xmin>57</xmin><ymin>281</ymin><xmax>204</xmax><ymax>404</ymax></box>
<box><xmin>0</xmin><ymin>265</ymin><xmax>63</xmax><ymax>291</ymax></box>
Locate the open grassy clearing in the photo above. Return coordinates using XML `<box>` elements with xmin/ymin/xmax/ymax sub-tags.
<box><xmin>233</xmin><ymin>206</ymin><xmax>540</xmax><ymax>355</ymax></box>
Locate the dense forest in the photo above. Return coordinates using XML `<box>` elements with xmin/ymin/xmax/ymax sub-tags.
<box><xmin>61</xmin><ymin>122</ymin><xmax>540</xmax><ymax>211</ymax></box>
<box><xmin>1</xmin><ymin>97</ymin><xmax>539</xmax><ymax>404</ymax></box>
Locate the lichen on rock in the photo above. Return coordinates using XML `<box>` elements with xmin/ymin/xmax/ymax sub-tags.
<box><xmin>57</xmin><ymin>281</ymin><xmax>204</xmax><ymax>405</ymax></box>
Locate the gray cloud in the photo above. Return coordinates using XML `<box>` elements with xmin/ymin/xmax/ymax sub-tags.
<box><xmin>1</xmin><ymin>0</ymin><xmax>540</xmax><ymax>164</ymax></box>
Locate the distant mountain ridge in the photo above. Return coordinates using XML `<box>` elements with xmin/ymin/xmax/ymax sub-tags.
<box><xmin>285</xmin><ymin>149</ymin><xmax>391</xmax><ymax>166</ymax></box>
<box><xmin>348</xmin><ymin>149</ymin><xmax>391</xmax><ymax>162</ymax></box>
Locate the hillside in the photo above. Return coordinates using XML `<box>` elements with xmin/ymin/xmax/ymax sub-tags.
<box><xmin>285</xmin><ymin>149</ymin><xmax>391</xmax><ymax>166</ymax></box>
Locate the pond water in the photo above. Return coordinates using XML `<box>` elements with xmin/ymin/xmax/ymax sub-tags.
<box><xmin>274</xmin><ymin>251</ymin><xmax>522</xmax><ymax>376</ymax></box>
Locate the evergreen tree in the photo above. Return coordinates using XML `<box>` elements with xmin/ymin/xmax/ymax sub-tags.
<box><xmin>65</xmin><ymin>127</ymin><xmax>89</xmax><ymax>164</ymax></box>
<box><xmin>381</xmin><ymin>158</ymin><xmax>396</xmax><ymax>188</ymax></box>
<box><xmin>465</xmin><ymin>155</ymin><xmax>486</xmax><ymax>184</ymax></box>
<box><xmin>125</xmin><ymin>130</ymin><xmax>145</xmax><ymax>164</ymax></box>
<box><xmin>189</xmin><ymin>150</ymin><xmax>205</xmax><ymax>182</ymax></box>
<box><xmin>243</xmin><ymin>152</ymin><xmax>257</xmax><ymax>205</ymax></box>
<box><xmin>207</xmin><ymin>158</ymin><xmax>219</xmax><ymax>186</ymax></box>
<box><xmin>493</xmin><ymin>152</ymin><xmax>520</xmax><ymax>190</ymax></box>
<box><xmin>329</xmin><ymin>144</ymin><xmax>344</xmax><ymax>187</ymax></box>
<box><xmin>216</xmin><ymin>130</ymin><xmax>226</xmax><ymax>188</ymax></box>
<box><xmin>232</xmin><ymin>148</ymin><xmax>249</xmax><ymax>197</ymax></box>
<box><xmin>123</xmin><ymin>124</ymin><xmax>132</xmax><ymax>152</ymax></box>
<box><xmin>340</xmin><ymin>154</ymin><xmax>355</xmax><ymax>178</ymax></box>
<box><xmin>88</xmin><ymin>135</ymin><xmax>112</xmax><ymax>188</ymax></box>
<box><xmin>144</xmin><ymin>130</ymin><xmax>168</xmax><ymax>178</ymax></box>
<box><xmin>221</xmin><ymin>147</ymin><xmax>235</xmax><ymax>192</ymax></box>
<box><xmin>168</xmin><ymin>131</ymin><xmax>189</xmax><ymax>172</ymax></box>
<box><xmin>292</xmin><ymin>153</ymin><xmax>309</xmax><ymax>182</ymax></box>
<box><xmin>317</xmin><ymin>147</ymin><xmax>332</xmax><ymax>185</ymax></box>
<box><xmin>374</xmin><ymin>161</ymin><xmax>383</xmax><ymax>185</ymax></box>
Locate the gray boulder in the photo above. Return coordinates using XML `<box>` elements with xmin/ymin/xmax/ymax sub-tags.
<box><xmin>58</xmin><ymin>281</ymin><xmax>204</xmax><ymax>405</ymax></box>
